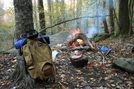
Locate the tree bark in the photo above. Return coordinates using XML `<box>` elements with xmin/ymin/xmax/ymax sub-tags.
<box><xmin>61</xmin><ymin>0</ymin><xmax>66</xmax><ymax>28</ymax></box>
<box><xmin>108</xmin><ymin>0</ymin><xmax>114</xmax><ymax>34</ymax></box>
<box><xmin>38</xmin><ymin>0</ymin><xmax>46</xmax><ymax>34</ymax></box>
<box><xmin>55</xmin><ymin>0</ymin><xmax>61</xmax><ymax>33</ymax></box>
<box><xmin>33</xmin><ymin>0</ymin><xmax>38</xmax><ymax>30</ymax></box>
<box><xmin>128</xmin><ymin>0</ymin><xmax>134</xmax><ymax>35</ymax></box>
<box><xmin>9</xmin><ymin>0</ymin><xmax>34</xmax><ymax>88</ymax></box>
<box><xmin>14</xmin><ymin>0</ymin><xmax>34</xmax><ymax>39</ymax></box>
<box><xmin>76</xmin><ymin>0</ymin><xmax>82</xmax><ymax>29</ymax></box>
<box><xmin>102</xmin><ymin>0</ymin><xmax>109</xmax><ymax>33</ymax></box>
<box><xmin>47</xmin><ymin>0</ymin><xmax>53</xmax><ymax>35</ymax></box>
<box><xmin>119</xmin><ymin>0</ymin><xmax>129</xmax><ymax>35</ymax></box>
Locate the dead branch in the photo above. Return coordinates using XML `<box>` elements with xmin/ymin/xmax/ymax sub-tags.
<box><xmin>87</xmin><ymin>40</ymin><xmax>94</xmax><ymax>48</ymax></box>
<box><xmin>71</xmin><ymin>46</ymin><xmax>91</xmax><ymax>51</ymax></box>
<box><xmin>39</xmin><ymin>15</ymin><xmax>113</xmax><ymax>34</ymax></box>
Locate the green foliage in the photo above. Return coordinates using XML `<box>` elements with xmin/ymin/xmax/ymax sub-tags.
<box><xmin>0</xmin><ymin>26</ymin><xmax>15</xmax><ymax>52</ymax></box>
<box><xmin>91</xmin><ymin>33</ymin><xmax>111</xmax><ymax>42</ymax></box>
<box><xmin>0</xmin><ymin>23</ymin><xmax>13</xmax><ymax>28</ymax></box>
<box><xmin>110</xmin><ymin>34</ymin><xmax>122</xmax><ymax>39</ymax></box>
<box><xmin>5</xmin><ymin>7</ymin><xmax>14</xmax><ymax>14</ymax></box>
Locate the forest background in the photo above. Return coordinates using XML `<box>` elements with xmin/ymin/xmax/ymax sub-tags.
<box><xmin>0</xmin><ymin>0</ymin><xmax>133</xmax><ymax>53</ymax></box>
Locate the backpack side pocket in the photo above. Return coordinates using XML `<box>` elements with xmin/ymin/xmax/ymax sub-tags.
<box><xmin>23</xmin><ymin>44</ymin><xmax>33</xmax><ymax>66</ymax></box>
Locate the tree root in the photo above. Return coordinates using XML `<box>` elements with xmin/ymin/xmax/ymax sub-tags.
<box><xmin>8</xmin><ymin>55</ymin><xmax>34</xmax><ymax>89</ymax></box>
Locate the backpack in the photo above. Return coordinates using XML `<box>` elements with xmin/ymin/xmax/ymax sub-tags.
<box><xmin>22</xmin><ymin>37</ymin><xmax>56</xmax><ymax>81</ymax></box>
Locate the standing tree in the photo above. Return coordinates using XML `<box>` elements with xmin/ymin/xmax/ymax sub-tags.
<box><xmin>14</xmin><ymin>0</ymin><xmax>34</xmax><ymax>39</ymax></box>
<box><xmin>55</xmin><ymin>0</ymin><xmax>62</xmax><ymax>32</ymax></box>
<box><xmin>33</xmin><ymin>0</ymin><xmax>39</xmax><ymax>30</ymax></box>
<box><xmin>61</xmin><ymin>0</ymin><xmax>66</xmax><ymax>28</ymax></box>
<box><xmin>38</xmin><ymin>0</ymin><xmax>46</xmax><ymax>34</ymax></box>
<box><xmin>108</xmin><ymin>0</ymin><xmax>114</xmax><ymax>34</ymax></box>
<box><xmin>8</xmin><ymin>0</ymin><xmax>34</xmax><ymax>88</ymax></box>
<box><xmin>101</xmin><ymin>0</ymin><xmax>109</xmax><ymax>33</ymax></box>
<box><xmin>76</xmin><ymin>0</ymin><xmax>82</xmax><ymax>29</ymax></box>
<box><xmin>128</xmin><ymin>0</ymin><xmax>134</xmax><ymax>35</ymax></box>
<box><xmin>118</xmin><ymin>0</ymin><xmax>130</xmax><ymax>35</ymax></box>
<box><xmin>47</xmin><ymin>0</ymin><xmax>53</xmax><ymax>35</ymax></box>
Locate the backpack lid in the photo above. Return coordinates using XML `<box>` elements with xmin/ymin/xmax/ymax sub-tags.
<box><xmin>26</xmin><ymin>29</ymin><xmax>38</xmax><ymax>39</ymax></box>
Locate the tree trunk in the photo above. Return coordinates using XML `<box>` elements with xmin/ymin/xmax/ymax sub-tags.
<box><xmin>72</xmin><ymin>0</ymin><xmax>76</xmax><ymax>29</ymax></box>
<box><xmin>119</xmin><ymin>0</ymin><xmax>129</xmax><ymax>35</ymax></box>
<box><xmin>84</xmin><ymin>1</ymin><xmax>89</xmax><ymax>32</ymax></box>
<box><xmin>47</xmin><ymin>0</ymin><xmax>53</xmax><ymax>35</ymax></box>
<box><xmin>8</xmin><ymin>56</ymin><xmax>34</xmax><ymax>88</ymax></box>
<box><xmin>38</xmin><ymin>0</ymin><xmax>46</xmax><ymax>34</ymax></box>
<box><xmin>102</xmin><ymin>0</ymin><xmax>109</xmax><ymax>33</ymax></box>
<box><xmin>9</xmin><ymin>0</ymin><xmax>34</xmax><ymax>88</ymax></box>
<box><xmin>128</xmin><ymin>0</ymin><xmax>134</xmax><ymax>35</ymax></box>
<box><xmin>61</xmin><ymin>0</ymin><xmax>66</xmax><ymax>28</ymax></box>
<box><xmin>55</xmin><ymin>0</ymin><xmax>62</xmax><ymax>33</ymax></box>
<box><xmin>108</xmin><ymin>0</ymin><xmax>114</xmax><ymax>34</ymax></box>
<box><xmin>95</xmin><ymin>0</ymin><xmax>100</xmax><ymax>34</ymax></box>
<box><xmin>33</xmin><ymin>0</ymin><xmax>39</xmax><ymax>30</ymax></box>
<box><xmin>14</xmin><ymin>0</ymin><xmax>34</xmax><ymax>39</ymax></box>
<box><xmin>76</xmin><ymin>0</ymin><xmax>82</xmax><ymax>30</ymax></box>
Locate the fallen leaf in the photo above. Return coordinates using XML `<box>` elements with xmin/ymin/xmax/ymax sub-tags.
<box><xmin>87</xmin><ymin>73</ymin><xmax>92</xmax><ymax>75</ymax></box>
<box><xmin>59</xmin><ymin>82</ymin><xmax>68</xmax><ymax>89</ymax></box>
<box><xmin>10</xmin><ymin>60</ymin><xmax>17</xmax><ymax>63</ymax></box>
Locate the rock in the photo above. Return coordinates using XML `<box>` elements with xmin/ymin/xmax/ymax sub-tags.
<box><xmin>112</xmin><ymin>58</ymin><xmax>134</xmax><ymax>73</ymax></box>
<box><xmin>49</xmin><ymin>31</ymin><xmax>70</xmax><ymax>47</ymax></box>
<box><xmin>5</xmin><ymin>47</ymin><xmax>18</xmax><ymax>54</ymax></box>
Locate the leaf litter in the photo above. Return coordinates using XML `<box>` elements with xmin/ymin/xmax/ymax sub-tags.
<box><xmin>0</xmin><ymin>34</ymin><xmax>134</xmax><ymax>89</ymax></box>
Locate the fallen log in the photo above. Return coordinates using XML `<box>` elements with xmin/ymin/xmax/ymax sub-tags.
<box><xmin>65</xmin><ymin>33</ymin><xmax>95</xmax><ymax>50</ymax></box>
<box><xmin>71</xmin><ymin>46</ymin><xmax>91</xmax><ymax>51</ymax></box>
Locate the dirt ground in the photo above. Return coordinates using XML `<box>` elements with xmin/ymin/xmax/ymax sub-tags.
<box><xmin>0</xmin><ymin>34</ymin><xmax>134</xmax><ymax>89</ymax></box>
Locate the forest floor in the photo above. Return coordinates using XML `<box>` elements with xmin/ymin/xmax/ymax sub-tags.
<box><xmin>0</xmin><ymin>34</ymin><xmax>134</xmax><ymax>89</ymax></box>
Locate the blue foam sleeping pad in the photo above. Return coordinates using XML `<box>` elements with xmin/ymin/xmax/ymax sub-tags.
<box><xmin>14</xmin><ymin>34</ymin><xmax>50</xmax><ymax>49</ymax></box>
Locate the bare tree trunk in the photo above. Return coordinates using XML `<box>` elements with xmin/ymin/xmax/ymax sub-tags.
<box><xmin>9</xmin><ymin>0</ymin><xmax>34</xmax><ymax>88</ymax></box>
<box><xmin>33</xmin><ymin>0</ymin><xmax>38</xmax><ymax>30</ymax></box>
<box><xmin>61</xmin><ymin>0</ymin><xmax>66</xmax><ymax>28</ymax></box>
<box><xmin>128</xmin><ymin>0</ymin><xmax>134</xmax><ymax>35</ymax></box>
<box><xmin>76</xmin><ymin>0</ymin><xmax>82</xmax><ymax>29</ymax></box>
<box><xmin>14</xmin><ymin>0</ymin><xmax>34</xmax><ymax>39</ymax></box>
<box><xmin>95</xmin><ymin>0</ymin><xmax>100</xmax><ymax>34</ymax></box>
<box><xmin>72</xmin><ymin>0</ymin><xmax>76</xmax><ymax>29</ymax></box>
<box><xmin>47</xmin><ymin>0</ymin><xmax>53</xmax><ymax>35</ymax></box>
<box><xmin>108</xmin><ymin>0</ymin><xmax>114</xmax><ymax>34</ymax></box>
<box><xmin>119</xmin><ymin>0</ymin><xmax>129</xmax><ymax>35</ymax></box>
<box><xmin>55</xmin><ymin>0</ymin><xmax>62</xmax><ymax>33</ymax></box>
<box><xmin>38</xmin><ymin>0</ymin><xmax>46</xmax><ymax>34</ymax></box>
<box><xmin>102</xmin><ymin>0</ymin><xmax>109</xmax><ymax>33</ymax></box>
